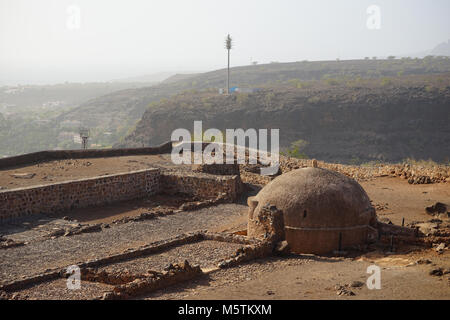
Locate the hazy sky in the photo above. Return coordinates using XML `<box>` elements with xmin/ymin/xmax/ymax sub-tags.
<box><xmin>1</xmin><ymin>0</ymin><xmax>449</xmax><ymax>85</ymax></box>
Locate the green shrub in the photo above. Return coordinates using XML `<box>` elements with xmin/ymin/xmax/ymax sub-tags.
<box><xmin>236</xmin><ymin>93</ymin><xmax>249</xmax><ymax>105</ymax></box>
<box><xmin>324</xmin><ymin>78</ymin><xmax>339</xmax><ymax>86</ymax></box>
<box><xmin>307</xmin><ymin>96</ymin><xmax>321</xmax><ymax>104</ymax></box>
<box><xmin>288</xmin><ymin>79</ymin><xmax>312</xmax><ymax>89</ymax></box>
<box><xmin>264</xmin><ymin>92</ymin><xmax>275</xmax><ymax>107</ymax></box>
<box><xmin>381</xmin><ymin>78</ymin><xmax>392</xmax><ymax>86</ymax></box>
<box><xmin>282</xmin><ymin>139</ymin><xmax>309</xmax><ymax>159</ymax></box>
<box><xmin>425</xmin><ymin>85</ymin><xmax>435</xmax><ymax>92</ymax></box>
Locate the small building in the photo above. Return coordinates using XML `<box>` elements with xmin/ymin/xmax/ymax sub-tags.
<box><xmin>247</xmin><ymin>167</ymin><xmax>377</xmax><ymax>254</ymax></box>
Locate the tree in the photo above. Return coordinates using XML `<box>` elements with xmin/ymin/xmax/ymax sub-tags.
<box><xmin>225</xmin><ymin>34</ymin><xmax>233</xmax><ymax>93</ymax></box>
<box><xmin>283</xmin><ymin>139</ymin><xmax>309</xmax><ymax>159</ymax></box>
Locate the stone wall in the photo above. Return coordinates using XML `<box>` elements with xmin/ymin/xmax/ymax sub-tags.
<box><xmin>0</xmin><ymin>169</ymin><xmax>160</xmax><ymax>221</ymax></box>
<box><xmin>0</xmin><ymin>142</ymin><xmax>172</xmax><ymax>170</ymax></box>
<box><xmin>247</xmin><ymin>204</ymin><xmax>285</xmax><ymax>243</ymax></box>
<box><xmin>160</xmin><ymin>171</ymin><xmax>242</xmax><ymax>201</ymax></box>
<box><xmin>193</xmin><ymin>163</ymin><xmax>240</xmax><ymax>176</ymax></box>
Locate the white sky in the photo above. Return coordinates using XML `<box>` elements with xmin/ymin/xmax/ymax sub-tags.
<box><xmin>1</xmin><ymin>0</ymin><xmax>449</xmax><ymax>85</ymax></box>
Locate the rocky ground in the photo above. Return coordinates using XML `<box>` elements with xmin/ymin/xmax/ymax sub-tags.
<box><xmin>241</xmin><ymin>156</ymin><xmax>450</xmax><ymax>185</ymax></box>
<box><xmin>280</xmin><ymin>158</ymin><xmax>450</xmax><ymax>184</ymax></box>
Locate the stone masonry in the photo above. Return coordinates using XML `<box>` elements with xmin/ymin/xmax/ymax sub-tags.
<box><xmin>0</xmin><ymin>167</ymin><xmax>245</xmax><ymax>222</ymax></box>
<box><xmin>0</xmin><ymin>169</ymin><xmax>160</xmax><ymax>221</ymax></box>
<box><xmin>160</xmin><ymin>171</ymin><xmax>242</xmax><ymax>201</ymax></box>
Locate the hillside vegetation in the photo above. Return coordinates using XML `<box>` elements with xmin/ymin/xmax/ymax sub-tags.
<box><xmin>118</xmin><ymin>72</ymin><xmax>450</xmax><ymax>164</ymax></box>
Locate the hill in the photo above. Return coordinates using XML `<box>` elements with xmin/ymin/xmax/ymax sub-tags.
<box><xmin>65</xmin><ymin>57</ymin><xmax>450</xmax><ymax>147</ymax></box>
<box><xmin>161</xmin><ymin>73</ymin><xmax>199</xmax><ymax>84</ymax></box>
<box><xmin>3</xmin><ymin>57</ymin><xmax>450</xmax><ymax>158</ymax></box>
<box><xmin>117</xmin><ymin>73</ymin><xmax>450</xmax><ymax>164</ymax></box>
<box><xmin>110</xmin><ymin>72</ymin><xmax>174</xmax><ymax>83</ymax></box>
<box><xmin>431</xmin><ymin>39</ymin><xmax>450</xmax><ymax>56</ymax></box>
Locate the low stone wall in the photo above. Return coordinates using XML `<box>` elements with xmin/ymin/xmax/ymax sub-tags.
<box><xmin>160</xmin><ymin>171</ymin><xmax>242</xmax><ymax>201</ymax></box>
<box><xmin>0</xmin><ymin>169</ymin><xmax>160</xmax><ymax>221</ymax></box>
<box><xmin>99</xmin><ymin>261</ymin><xmax>203</xmax><ymax>300</ymax></box>
<box><xmin>193</xmin><ymin>163</ymin><xmax>240</xmax><ymax>176</ymax></box>
<box><xmin>0</xmin><ymin>142</ymin><xmax>172</xmax><ymax>170</ymax></box>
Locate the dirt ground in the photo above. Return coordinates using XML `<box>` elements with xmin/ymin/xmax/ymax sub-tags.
<box><xmin>145</xmin><ymin>250</ymin><xmax>449</xmax><ymax>300</ymax></box>
<box><xmin>63</xmin><ymin>194</ymin><xmax>191</xmax><ymax>224</ymax></box>
<box><xmin>360</xmin><ymin>177</ymin><xmax>450</xmax><ymax>225</ymax></box>
<box><xmin>0</xmin><ymin>154</ymin><xmax>181</xmax><ymax>189</ymax></box>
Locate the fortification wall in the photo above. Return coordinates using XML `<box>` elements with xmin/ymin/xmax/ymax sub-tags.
<box><xmin>160</xmin><ymin>171</ymin><xmax>242</xmax><ymax>201</ymax></box>
<box><xmin>0</xmin><ymin>142</ymin><xmax>172</xmax><ymax>170</ymax></box>
<box><xmin>0</xmin><ymin>169</ymin><xmax>160</xmax><ymax>221</ymax></box>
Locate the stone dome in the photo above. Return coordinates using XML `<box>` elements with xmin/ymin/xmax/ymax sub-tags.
<box><xmin>247</xmin><ymin>167</ymin><xmax>377</xmax><ymax>254</ymax></box>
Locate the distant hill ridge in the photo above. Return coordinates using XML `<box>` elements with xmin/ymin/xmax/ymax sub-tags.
<box><xmin>431</xmin><ymin>39</ymin><xmax>450</xmax><ymax>56</ymax></box>
<box><xmin>161</xmin><ymin>73</ymin><xmax>198</xmax><ymax>84</ymax></box>
<box><xmin>116</xmin><ymin>72</ymin><xmax>450</xmax><ymax>164</ymax></box>
<box><xmin>61</xmin><ymin>57</ymin><xmax>450</xmax><ymax>133</ymax></box>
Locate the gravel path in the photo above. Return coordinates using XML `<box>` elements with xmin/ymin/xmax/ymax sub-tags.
<box><xmin>0</xmin><ymin>204</ymin><xmax>246</xmax><ymax>284</ymax></box>
<box><xmin>0</xmin><ymin>214</ymin><xmax>80</xmax><ymax>243</ymax></box>
<box><xmin>99</xmin><ymin>240</ymin><xmax>243</xmax><ymax>274</ymax></box>
<box><xmin>13</xmin><ymin>278</ymin><xmax>114</xmax><ymax>300</ymax></box>
<box><xmin>10</xmin><ymin>240</ymin><xmax>243</xmax><ymax>300</ymax></box>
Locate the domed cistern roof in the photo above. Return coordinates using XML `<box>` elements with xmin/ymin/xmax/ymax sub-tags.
<box><xmin>247</xmin><ymin>167</ymin><xmax>377</xmax><ymax>254</ymax></box>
